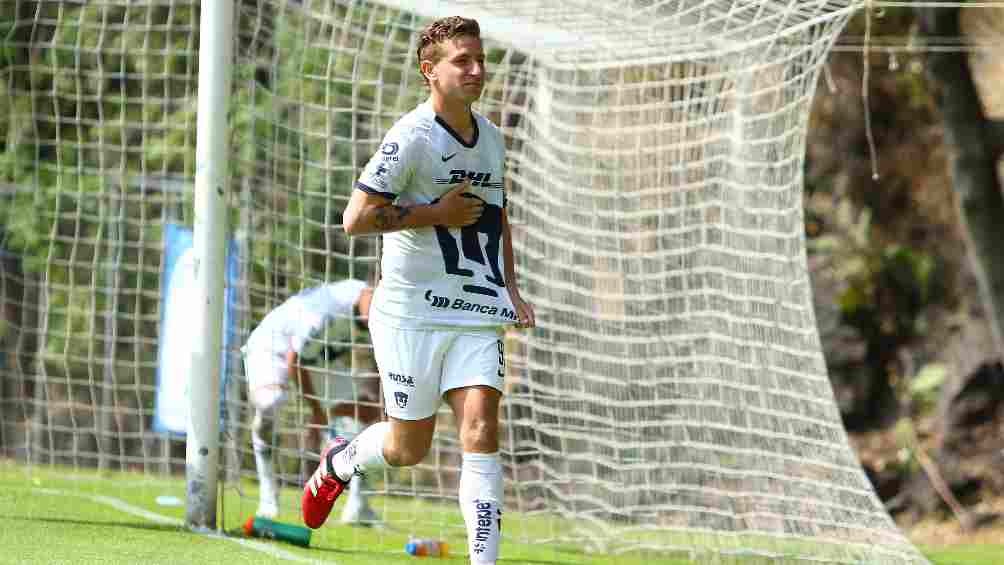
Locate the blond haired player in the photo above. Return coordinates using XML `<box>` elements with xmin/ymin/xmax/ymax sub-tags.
<box><xmin>301</xmin><ymin>16</ymin><xmax>535</xmax><ymax>565</ymax></box>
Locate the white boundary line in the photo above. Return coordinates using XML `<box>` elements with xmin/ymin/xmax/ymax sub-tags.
<box><xmin>32</xmin><ymin>488</ymin><xmax>339</xmax><ymax>565</ymax></box>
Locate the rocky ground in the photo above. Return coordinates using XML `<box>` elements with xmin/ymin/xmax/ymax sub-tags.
<box><xmin>849</xmin><ymin>406</ymin><xmax>1004</xmax><ymax>547</ymax></box>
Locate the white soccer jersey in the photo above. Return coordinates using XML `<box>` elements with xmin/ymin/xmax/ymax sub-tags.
<box><xmin>357</xmin><ymin>101</ymin><xmax>517</xmax><ymax>329</ymax></box>
<box><xmin>245</xmin><ymin>279</ymin><xmax>367</xmax><ymax>361</ymax></box>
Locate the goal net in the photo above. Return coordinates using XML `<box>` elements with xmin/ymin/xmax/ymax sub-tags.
<box><xmin>0</xmin><ymin>0</ymin><xmax>929</xmax><ymax>563</ymax></box>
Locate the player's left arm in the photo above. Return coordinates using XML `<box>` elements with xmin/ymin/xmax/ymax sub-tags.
<box><xmin>286</xmin><ymin>344</ymin><xmax>326</xmax><ymax>445</ymax></box>
<box><xmin>502</xmin><ymin>208</ymin><xmax>535</xmax><ymax>329</ymax></box>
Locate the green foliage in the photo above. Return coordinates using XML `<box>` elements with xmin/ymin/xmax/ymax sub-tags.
<box><xmin>2</xmin><ymin>2</ymin><xmax>427</xmax><ymax>382</ymax></box>
<box><xmin>0</xmin><ymin>20</ymin><xmax>16</xmax><ymax>69</ymax></box>
<box><xmin>841</xmin><ymin>244</ymin><xmax>942</xmax><ymax>341</ymax></box>
<box><xmin>910</xmin><ymin>362</ymin><xmax>947</xmax><ymax>412</ymax></box>
<box><xmin>844</xmin><ymin>5</ymin><xmax>916</xmax><ymax>38</ymax></box>
<box><xmin>810</xmin><ymin>201</ymin><xmax>944</xmax><ymax>343</ymax></box>
<box><xmin>809</xmin><ymin>195</ymin><xmax>949</xmax><ymax>423</ymax></box>
<box><xmin>890</xmin><ymin>417</ymin><xmax>922</xmax><ymax>474</ymax></box>
<box><xmin>894</xmin><ymin>67</ymin><xmax>933</xmax><ymax>111</ymax></box>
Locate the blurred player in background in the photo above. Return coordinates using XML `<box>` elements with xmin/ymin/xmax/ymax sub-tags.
<box><xmin>302</xmin><ymin>16</ymin><xmax>535</xmax><ymax>565</ymax></box>
<box><xmin>242</xmin><ymin>279</ymin><xmax>382</xmax><ymax>524</ymax></box>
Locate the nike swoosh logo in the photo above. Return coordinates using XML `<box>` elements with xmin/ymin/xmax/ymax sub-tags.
<box><xmin>441</xmin><ymin>153</ymin><xmax>457</xmax><ymax>162</ymax></box>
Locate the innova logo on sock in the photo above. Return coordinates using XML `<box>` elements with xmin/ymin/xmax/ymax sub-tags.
<box><xmin>472</xmin><ymin>500</ymin><xmax>494</xmax><ymax>550</ymax></box>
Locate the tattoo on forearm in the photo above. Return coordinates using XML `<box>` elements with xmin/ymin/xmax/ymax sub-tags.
<box><xmin>374</xmin><ymin>205</ymin><xmax>412</xmax><ymax>232</ymax></box>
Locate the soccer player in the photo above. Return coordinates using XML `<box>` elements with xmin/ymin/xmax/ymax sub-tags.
<box><xmin>243</xmin><ymin>279</ymin><xmax>382</xmax><ymax>524</ymax></box>
<box><xmin>302</xmin><ymin>16</ymin><xmax>535</xmax><ymax>565</ymax></box>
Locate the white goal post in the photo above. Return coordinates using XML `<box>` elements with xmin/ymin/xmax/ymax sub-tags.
<box><xmin>0</xmin><ymin>1</ymin><xmax>930</xmax><ymax>562</ymax></box>
<box><xmin>187</xmin><ymin>0</ymin><xmax>234</xmax><ymax>529</ymax></box>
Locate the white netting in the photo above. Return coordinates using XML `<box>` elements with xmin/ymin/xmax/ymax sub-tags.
<box><xmin>0</xmin><ymin>0</ymin><xmax>929</xmax><ymax>562</ymax></box>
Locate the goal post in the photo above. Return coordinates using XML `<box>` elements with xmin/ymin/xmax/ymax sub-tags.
<box><xmin>0</xmin><ymin>1</ymin><xmax>932</xmax><ymax>562</ymax></box>
<box><xmin>186</xmin><ymin>0</ymin><xmax>234</xmax><ymax>530</ymax></box>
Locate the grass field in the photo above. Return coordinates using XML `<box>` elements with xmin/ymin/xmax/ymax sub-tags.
<box><xmin>0</xmin><ymin>459</ymin><xmax>998</xmax><ymax>565</ymax></box>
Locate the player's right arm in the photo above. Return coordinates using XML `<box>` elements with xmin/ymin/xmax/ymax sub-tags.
<box><xmin>343</xmin><ymin>125</ymin><xmax>482</xmax><ymax>236</ymax></box>
<box><xmin>343</xmin><ymin>181</ymin><xmax>481</xmax><ymax>235</ymax></box>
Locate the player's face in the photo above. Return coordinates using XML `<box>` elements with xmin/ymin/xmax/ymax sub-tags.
<box><xmin>430</xmin><ymin>36</ymin><xmax>485</xmax><ymax>105</ymax></box>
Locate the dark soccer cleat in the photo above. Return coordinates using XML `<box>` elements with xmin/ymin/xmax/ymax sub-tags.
<box><xmin>301</xmin><ymin>436</ymin><xmax>350</xmax><ymax>529</ymax></box>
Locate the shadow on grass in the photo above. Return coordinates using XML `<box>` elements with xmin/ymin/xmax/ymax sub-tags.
<box><xmin>313</xmin><ymin>546</ymin><xmax>586</xmax><ymax>565</ymax></box>
<box><xmin>220</xmin><ymin>526</ymin><xmax>601</xmax><ymax>565</ymax></box>
<box><xmin>1</xmin><ymin>514</ymin><xmax>185</xmax><ymax>533</ymax></box>
<box><xmin>304</xmin><ymin>542</ymin><xmax>683</xmax><ymax>565</ymax></box>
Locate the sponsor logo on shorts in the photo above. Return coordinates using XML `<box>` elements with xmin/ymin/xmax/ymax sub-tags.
<box><xmin>388</xmin><ymin>372</ymin><xmax>415</xmax><ymax>387</ymax></box>
<box><xmin>394</xmin><ymin>391</ymin><xmax>409</xmax><ymax>409</ymax></box>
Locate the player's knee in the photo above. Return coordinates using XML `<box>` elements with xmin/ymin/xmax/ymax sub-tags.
<box><xmin>460</xmin><ymin>416</ymin><xmax>498</xmax><ymax>452</ymax></box>
<box><xmin>384</xmin><ymin>441</ymin><xmax>430</xmax><ymax>466</ymax></box>
<box><xmin>384</xmin><ymin>424</ymin><xmax>434</xmax><ymax>466</ymax></box>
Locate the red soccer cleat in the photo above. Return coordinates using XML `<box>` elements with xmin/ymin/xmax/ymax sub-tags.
<box><xmin>301</xmin><ymin>436</ymin><xmax>350</xmax><ymax>529</ymax></box>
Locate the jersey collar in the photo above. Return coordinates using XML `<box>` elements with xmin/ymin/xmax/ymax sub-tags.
<box><xmin>434</xmin><ymin>112</ymin><xmax>479</xmax><ymax>148</ymax></box>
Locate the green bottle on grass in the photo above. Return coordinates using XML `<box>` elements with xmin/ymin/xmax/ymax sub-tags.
<box><xmin>243</xmin><ymin>516</ymin><xmax>312</xmax><ymax>547</ymax></box>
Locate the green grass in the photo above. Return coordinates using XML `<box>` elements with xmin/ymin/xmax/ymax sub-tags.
<box><xmin>0</xmin><ymin>459</ymin><xmax>999</xmax><ymax>564</ymax></box>
<box><xmin>919</xmin><ymin>545</ymin><xmax>1004</xmax><ymax>565</ymax></box>
<box><xmin>0</xmin><ymin>459</ymin><xmax>690</xmax><ymax>565</ymax></box>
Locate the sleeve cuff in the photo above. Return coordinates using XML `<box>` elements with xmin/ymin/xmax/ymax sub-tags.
<box><xmin>355</xmin><ymin>182</ymin><xmax>396</xmax><ymax>200</ymax></box>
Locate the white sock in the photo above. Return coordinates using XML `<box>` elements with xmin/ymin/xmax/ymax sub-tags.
<box><xmin>328</xmin><ymin>416</ymin><xmax>364</xmax><ymax>443</ymax></box>
<box><xmin>331</xmin><ymin>421</ymin><xmax>390</xmax><ymax>482</ymax></box>
<box><xmin>251</xmin><ymin>412</ymin><xmax>278</xmax><ymax>506</ymax></box>
<box><xmin>253</xmin><ymin>442</ymin><xmax>278</xmax><ymax>505</ymax></box>
<box><xmin>459</xmin><ymin>452</ymin><xmax>503</xmax><ymax>565</ymax></box>
<box><xmin>347</xmin><ymin>474</ymin><xmax>367</xmax><ymax>505</ymax></box>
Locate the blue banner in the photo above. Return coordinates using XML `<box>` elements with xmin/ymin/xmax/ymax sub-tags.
<box><xmin>153</xmin><ymin>223</ymin><xmax>238</xmax><ymax>435</ymax></box>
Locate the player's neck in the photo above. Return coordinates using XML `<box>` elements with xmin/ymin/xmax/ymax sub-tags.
<box><xmin>429</xmin><ymin>95</ymin><xmax>474</xmax><ymax>142</ymax></box>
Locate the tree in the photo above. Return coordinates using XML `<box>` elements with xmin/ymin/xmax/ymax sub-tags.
<box><xmin>917</xmin><ymin>3</ymin><xmax>1004</xmax><ymax>359</ymax></box>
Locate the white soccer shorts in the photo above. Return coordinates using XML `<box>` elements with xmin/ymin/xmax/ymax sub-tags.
<box><xmin>368</xmin><ymin>318</ymin><xmax>506</xmax><ymax>421</ymax></box>
<box><xmin>243</xmin><ymin>351</ymin><xmax>290</xmax><ymax>413</ymax></box>
<box><xmin>242</xmin><ymin>349</ymin><xmax>355</xmax><ymax>413</ymax></box>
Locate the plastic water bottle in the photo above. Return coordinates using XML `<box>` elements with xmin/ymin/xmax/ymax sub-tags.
<box><xmin>243</xmin><ymin>516</ymin><xmax>312</xmax><ymax>547</ymax></box>
<box><xmin>404</xmin><ymin>537</ymin><xmax>449</xmax><ymax>557</ymax></box>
